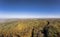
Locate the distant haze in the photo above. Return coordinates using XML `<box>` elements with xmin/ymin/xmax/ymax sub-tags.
<box><xmin>0</xmin><ymin>0</ymin><xmax>60</xmax><ymax>18</ymax></box>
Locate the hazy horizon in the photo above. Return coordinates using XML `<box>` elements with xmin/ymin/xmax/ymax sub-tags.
<box><xmin>0</xmin><ymin>0</ymin><xmax>60</xmax><ymax>18</ymax></box>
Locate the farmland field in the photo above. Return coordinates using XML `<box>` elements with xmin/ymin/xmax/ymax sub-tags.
<box><xmin>0</xmin><ymin>18</ymin><xmax>60</xmax><ymax>37</ymax></box>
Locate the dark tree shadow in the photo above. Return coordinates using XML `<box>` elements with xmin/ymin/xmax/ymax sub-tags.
<box><xmin>31</xmin><ymin>28</ymin><xmax>34</xmax><ymax>37</ymax></box>
<box><xmin>42</xmin><ymin>21</ymin><xmax>49</xmax><ymax>37</ymax></box>
<box><xmin>0</xmin><ymin>34</ymin><xmax>4</xmax><ymax>37</ymax></box>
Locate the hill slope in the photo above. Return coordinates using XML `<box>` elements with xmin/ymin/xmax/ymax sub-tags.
<box><xmin>0</xmin><ymin>19</ymin><xmax>60</xmax><ymax>37</ymax></box>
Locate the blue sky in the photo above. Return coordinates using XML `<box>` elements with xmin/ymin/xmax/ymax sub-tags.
<box><xmin>0</xmin><ymin>0</ymin><xmax>60</xmax><ymax>18</ymax></box>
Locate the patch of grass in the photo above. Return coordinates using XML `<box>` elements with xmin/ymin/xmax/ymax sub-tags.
<box><xmin>0</xmin><ymin>19</ymin><xmax>60</xmax><ymax>37</ymax></box>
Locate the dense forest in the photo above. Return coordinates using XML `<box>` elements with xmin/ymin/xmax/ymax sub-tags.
<box><xmin>0</xmin><ymin>19</ymin><xmax>60</xmax><ymax>37</ymax></box>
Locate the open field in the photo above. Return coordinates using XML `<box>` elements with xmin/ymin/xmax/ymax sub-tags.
<box><xmin>0</xmin><ymin>18</ymin><xmax>60</xmax><ymax>37</ymax></box>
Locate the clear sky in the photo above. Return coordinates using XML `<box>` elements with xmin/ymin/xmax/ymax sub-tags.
<box><xmin>0</xmin><ymin>0</ymin><xmax>60</xmax><ymax>18</ymax></box>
